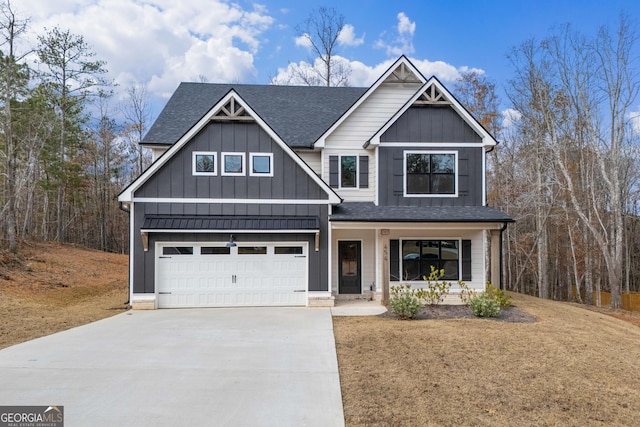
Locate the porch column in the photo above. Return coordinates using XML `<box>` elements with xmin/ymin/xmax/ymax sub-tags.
<box><xmin>490</xmin><ymin>229</ymin><xmax>501</xmax><ymax>289</ymax></box>
<box><xmin>380</xmin><ymin>229</ymin><xmax>390</xmax><ymax>305</ymax></box>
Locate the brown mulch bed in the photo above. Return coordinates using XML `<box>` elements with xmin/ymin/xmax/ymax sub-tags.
<box><xmin>382</xmin><ymin>303</ymin><xmax>537</xmax><ymax>323</ymax></box>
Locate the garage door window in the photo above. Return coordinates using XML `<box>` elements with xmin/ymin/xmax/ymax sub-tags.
<box><xmin>201</xmin><ymin>247</ymin><xmax>230</xmax><ymax>255</ymax></box>
<box><xmin>274</xmin><ymin>246</ymin><xmax>303</xmax><ymax>255</ymax></box>
<box><xmin>238</xmin><ymin>246</ymin><xmax>267</xmax><ymax>255</ymax></box>
<box><xmin>163</xmin><ymin>246</ymin><xmax>194</xmax><ymax>255</ymax></box>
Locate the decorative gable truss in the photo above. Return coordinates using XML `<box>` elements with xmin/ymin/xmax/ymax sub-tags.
<box><xmin>213</xmin><ymin>97</ymin><xmax>253</xmax><ymax>121</ymax></box>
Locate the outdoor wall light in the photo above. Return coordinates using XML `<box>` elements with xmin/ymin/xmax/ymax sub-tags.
<box><xmin>226</xmin><ymin>234</ymin><xmax>237</xmax><ymax>248</ymax></box>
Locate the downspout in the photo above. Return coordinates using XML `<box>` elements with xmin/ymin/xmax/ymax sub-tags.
<box><xmin>499</xmin><ymin>221</ymin><xmax>509</xmax><ymax>290</ymax></box>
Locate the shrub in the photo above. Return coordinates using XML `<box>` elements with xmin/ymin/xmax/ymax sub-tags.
<box><xmin>415</xmin><ymin>266</ymin><xmax>452</xmax><ymax>306</ymax></box>
<box><xmin>457</xmin><ymin>280</ymin><xmax>477</xmax><ymax>305</ymax></box>
<box><xmin>389</xmin><ymin>284</ymin><xmax>422</xmax><ymax>319</ymax></box>
<box><xmin>485</xmin><ymin>282</ymin><xmax>511</xmax><ymax>308</ymax></box>
<box><xmin>469</xmin><ymin>293</ymin><xmax>501</xmax><ymax>317</ymax></box>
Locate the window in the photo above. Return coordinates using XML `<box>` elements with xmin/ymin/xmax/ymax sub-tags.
<box><xmin>274</xmin><ymin>246</ymin><xmax>303</xmax><ymax>255</ymax></box>
<box><xmin>222</xmin><ymin>152</ymin><xmax>245</xmax><ymax>176</ymax></box>
<box><xmin>404</xmin><ymin>151</ymin><xmax>456</xmax><ymax>196</ymax></box>
<box><xmin>238</xmin><ymin>246</ymin><xmax>267</xmax><ymax>255</ymax></box>
<box><xmin>250</xmin><ymin>153</ymin><xmax>273</xmax><ymax>177</ymax></box>
<box><xmin>162</xmin><ymin>246</ymin><xmax>194</xmax><ymax>255</ymax></box>
<box><xmin>401</xmin><ymin>240</ymin><xmax>459</xmax><ymax>280</ymax></box>
<box><xmin>201</xmin><ymin>247</ymin><xmax>230</xmax><ymax>255</ymax></box>
<box><xmin>192</xmin><ymin>152</ymin><xmax>217</xmax><ymax>175</ymax></box>
<box><xmin>340</xmin><ymin>155</ymin><xmax>357</xmax><ymax>188</ymax></box>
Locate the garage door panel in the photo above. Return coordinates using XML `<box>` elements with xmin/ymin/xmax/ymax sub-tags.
<box><xmin>157</xmin><ymin>243</ymin><xmax>307</xmax><ymax>308</ymax></box>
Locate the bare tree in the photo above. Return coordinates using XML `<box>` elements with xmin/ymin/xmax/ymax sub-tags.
<box><xmin>121</xmin><ymin>82</ymin><xmax>152</xmax><ymax>177</ymax></box>
<box><xmin>506</xmin><ymin>16</ymin><xmax>639</xmax><ymax>308</ymax></box>
<box><xmin>275</xmin><ymin>7</ymin><xmax>350</xmax><ymax>87</ymax></box>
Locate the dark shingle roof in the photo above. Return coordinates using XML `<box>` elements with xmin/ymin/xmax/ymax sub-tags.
<box><xmin>143</xmin><ymin>84</ymin><xmax>368</xmax><ymax>149</ymax></box>
<box><xmin>329</xmin><ymin>203</ymin><xmax>513</xmax><ymax>223</ymax></box>
<box><xmin>142</xmin><ymin>215</ymin><xmax>320</xmax><ymax>231</ymax></box>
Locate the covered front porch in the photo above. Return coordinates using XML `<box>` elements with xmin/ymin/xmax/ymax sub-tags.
<box><xmin>328</xmin><ymin>203</ymin><xmax>513</xmax><ymax>304</ymax></box>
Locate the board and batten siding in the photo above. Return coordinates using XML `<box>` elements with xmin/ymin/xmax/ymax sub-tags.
<box><xmin>134</xmin><ymin>121</ymin><xmax>328</xmax><ymax>201</ymax></box>
<box><xmin>378</xmin><ymin>104</ymin><xmax>485</xmax><ymax>207</ymax></box>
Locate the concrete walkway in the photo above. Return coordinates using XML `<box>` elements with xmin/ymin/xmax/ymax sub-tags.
<box><xmin>0</xmin><ymin>308</ymin><xmax>344</xmax><ymax>427</ymax></box>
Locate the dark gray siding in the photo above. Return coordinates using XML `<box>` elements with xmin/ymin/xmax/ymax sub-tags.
<box><xmin>378</xmin><ymin>146</ymin><xmax>483</xmax><ymax>206</ymax></box>
<box><xmin>135</xmin><ymin>121</ymin><xmax>327</xmax><ymax>200</ymax></box>
<box><xmin>379</xmin><ymin>104</ymin><xmax>484</xmax><ymax>207</ymax></box>
<box><xmin>131</xmin><ymin>120</ymin><xmax>332</xmax><ymax>297</ymax></box>
<box><xmin>132</xmin><ymin>203</ymin><xmax>330</xmax><ymax>294</ymax></box>
<box><xmin>381</xmin><ymin>105</ymin><xmax>482</xmax><ymax>143</ymax></box>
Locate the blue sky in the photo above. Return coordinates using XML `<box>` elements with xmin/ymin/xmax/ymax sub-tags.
<box><xmin>18</xmin><ymin>0</ymin><xmax>640</xmax><ymax>120</ymax></box>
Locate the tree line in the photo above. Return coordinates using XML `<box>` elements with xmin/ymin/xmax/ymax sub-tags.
<box><xmin>2</xmin><ymin>4</ymin><xmax>639</xmax><ymax>308</ymax></box>
<box><xmin>0</xmin><ymin>1</ymin><xmax>151</xmax><ymax>254</ymax></box>
<box><xmin>456</xmin><ymin>15</ymin><xmax>640</xmax><ymax>308</ymax></box>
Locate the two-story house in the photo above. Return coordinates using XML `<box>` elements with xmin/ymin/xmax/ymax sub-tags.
<box><xmin>118</xmin><ymin>56</ymin><xmax>512</xmax><ymax>309</ymax></box>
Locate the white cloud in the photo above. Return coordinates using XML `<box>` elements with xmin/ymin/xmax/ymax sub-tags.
<box><xmin>19</xmin><ymin>0</ymin><xmax>274</xmax><ymax>104</ymax></box>
<box><xmin>397</xmin><ymin>12</ymin><xmax>416</xmax><ymax>37</ymax></box>
<box><xmin>295</xmin><ymin>33</ymin><xmax>313</xmax><ymax>48</ymax></box>
<box><xmin>338</xmin><ymin>24</ymin><xmax>365</xmax><ymax>47</ymax></box>
<box><xmin>502</xmin><ymin>108</ymin><xmax>522</xmax><ymax>132</ymax></box>
<box><xmin>628</xmin><ymin>107</ymin><xmax>640</xmax><ymax>135</ymax></box>
<box><xmin>376</xmin><ymin>12</ymin><xmax>416</xmax><ymax>56</ymax></box>
<box><xmin>272</xmin><ymin>56</ymin><xmax>484</xmax><ymax>87</ymax></box>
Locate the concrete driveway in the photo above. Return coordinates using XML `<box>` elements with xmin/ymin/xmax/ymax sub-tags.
<box><xmin>0</xmin><ymin>308</ymin><xmax>344</xmax><ymax>427</ymax></box>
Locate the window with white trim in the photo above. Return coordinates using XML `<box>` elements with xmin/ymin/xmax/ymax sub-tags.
<box><xmin>249</xmin><ymin>153</ymin><xmax>273</xmax><ymax>177</ymax></box>
<box><xmin>192</xmin><ymin>152</ymin><xmax>217</xmax><ymax>175</ymax></box>
<box><xmin>221</xmin><ymin>152</ymin><xmax>245</xmax><ymax>176</ymax></box>
<box><xmin>340</xmin><ymin>155</ymin><xmax>357</xmax><ymax>188</ymax></box>
<box><xmin>404</xmin><ymin>151</ymin><xmax>456</xmax><ymax>196</ymax></box>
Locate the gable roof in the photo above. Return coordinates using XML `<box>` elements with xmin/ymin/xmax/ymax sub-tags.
<box><xmin>119</xmin><ymin>90</ymin><xmax>342</xmax><ymax>204</ymax></box>
<box><xmin>367</xmin><ymin>76</ymin><xmax>499</xmax><ymax>147</ymax></box>
<box><xmin>143</xmin><ymin>84</ymin><xmax>367</xmax><ymax>149</ymax></box>
<box><xmin>313</xmin><ymin>55</ymin><xmax>427</xmax><ymax>148</ymax></box>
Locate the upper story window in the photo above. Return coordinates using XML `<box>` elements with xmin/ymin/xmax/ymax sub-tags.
<box><xmin>404</xmin><ymin>151</ymin><xmax>457</xmax><ymax>196</ymax></box>
<box><xmin>193</xmin><ymin>152</ymin><xmax>217</xmax><ymax>176</ymax></box>
<box><xmin>222</xmin><ymin>152</ymin><xmax>245</xmax><ymax>176</ymax></box>
<box><xmin>340</xmin><ymin>155</ymin><xmax>357</xmax><ymax>188</ymax></box>
<box><xmin>250</xmin><ymin>153</ymin><xmax>273</xmax><ymax>177</ymax></box>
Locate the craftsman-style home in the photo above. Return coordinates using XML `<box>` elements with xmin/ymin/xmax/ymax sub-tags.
<box><xmin>118</xmin><ymin>56</ymin><xmax>512</xmax><ymax>309</ymax></box>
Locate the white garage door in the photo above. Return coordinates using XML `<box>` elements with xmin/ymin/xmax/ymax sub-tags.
<box><xmin>156</xmin><ymin>243</ymin><xmax>308</xmax><ymax>308</ymax></box>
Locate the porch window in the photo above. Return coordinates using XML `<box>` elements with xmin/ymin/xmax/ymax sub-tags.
<box><xmin>401</xmin><ymin>240</ymin><xmax>459</xmax><ymax>280</ymax></box>
<box><xmin>404</xmin><ymin>151</ymin><xmax>456</xmax><ymax>196</ymax></box>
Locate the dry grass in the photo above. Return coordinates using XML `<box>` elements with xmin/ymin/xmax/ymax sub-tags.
<box><xmin>0</xmin><ymin>241</ymin><xmax>129</xmax><ymax>349</ymax></box>
<box><xmin>334</xmin><ymin>292</ymin><xmax>640</xmax><ymax>427</ymax></box>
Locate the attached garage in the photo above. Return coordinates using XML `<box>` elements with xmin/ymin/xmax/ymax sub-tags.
<box><xmin>156</xmin><ymin>242</ymin><xmax>308</xmax><ymax>308</ymax></box>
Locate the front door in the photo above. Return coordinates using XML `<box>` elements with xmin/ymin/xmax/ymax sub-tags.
<box><xmin>339</xmin><ymin>241</ymin><xmax>361</xmax><ymax>294</ymax></box>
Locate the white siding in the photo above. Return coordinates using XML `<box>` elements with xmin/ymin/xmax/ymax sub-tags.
<box><xmin>322</xmin><ymin>82</ymin><xmax>421</xmax><ymax>202</ymax></box>
<box><xmin>295</xmin><ymin>150</ymin><xmax>321</xmax><ymax>175</ymax></box>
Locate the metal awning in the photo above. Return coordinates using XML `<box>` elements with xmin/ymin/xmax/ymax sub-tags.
<box><xmin>141</xmin><ymin>215</ymin><xmax>320</xmax><ymax>232</ymax></box>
